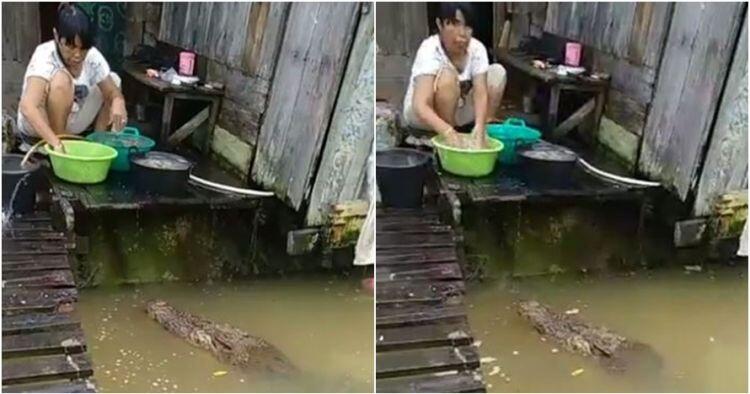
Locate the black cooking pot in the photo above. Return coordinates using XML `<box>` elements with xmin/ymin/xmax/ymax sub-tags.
<box><xmin>517</xmin><ymin>142</ymin><xmax>578</xmax><ymax>189</ymax></box>
<box><xmin>3</xmin><ymin>154</ymin><xmax>41</xmax><ymax>215</ymax></box>
<box><xmin>130</xmin><ymin>151</ymin><xmax>192</xmax><ymax>197</ymax></box>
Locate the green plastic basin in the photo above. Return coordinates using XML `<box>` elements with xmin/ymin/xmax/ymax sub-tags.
<box><xmin>487</xmin><ymin>118</ymin><xmax>541</xmax><ymax>164</ymax></box>
<box><xmin>432</xmin><ymin>136</ymin><xmax>503</xmax><ymax>177</ymax></box>
<box><xmin>45</xmin><ymin>140</ymin><xmax>118</xmax><ymax>184</ymax></box>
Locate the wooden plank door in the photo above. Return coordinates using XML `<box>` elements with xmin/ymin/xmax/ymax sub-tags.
<box><xmin>305</xmin><ymin>6</ymin><xmax>374</xmax><ymax>226</ymax></box>
<box><xmin>693</xmin><ymin>13</ymin><xmax>748</xmax><ymax>216</ymax></box>
<box><xmin>251</xmin><ymin>2</ymin><xmax>360</xmax><ymax>210</ymax></box>
<box><xmin>638</xmin><ymin>2</ymin><xmax>745</xmax><ymax>200</ymax></box>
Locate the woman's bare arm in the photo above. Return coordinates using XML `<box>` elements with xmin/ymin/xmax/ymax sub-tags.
<box><xmin>19</xmin><ymin>77</ymin><xmax>64</xmax><ymax>149</ymax></box>
<box><xmin>413</xmin><ymin>75</ymin><xmax>459</xmax><ymax>145</ymax></box>
<box><xmin>98</xmin><ymin>76</ymin><xmax>127</xmax><ymax>131</ymax></box>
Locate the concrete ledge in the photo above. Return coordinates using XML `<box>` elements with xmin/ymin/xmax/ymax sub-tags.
<box><xmin>210</xmin><ymin>126</ymin><xmax>254</xmax><ymax>180</ymax></box>
<box><xmin>596</xmin><ymin>116</ymin><xmax>639</xmax><ymax>169</ymax></box>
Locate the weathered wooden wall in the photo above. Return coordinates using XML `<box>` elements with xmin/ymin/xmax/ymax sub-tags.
<box><xmin>251</xmin><ymin>2</ymin><xmax>360</xmax><ymax>210</ymax></box>
<box><xmin>493</xmin><ymin>3</ymin><xmax>548</xmax><ymax>50</ymax></box>
<box><xmin>693</xmin><ymin>14</ymin><xmax>748</xmax><ymax>217</ymax></box>
<box><xmin>542</xmin><ymin>2</ymin><xmax>673</xmax><ymax>140</ymax></box>
<box><xmin>639</xmin><ymin>2</ymin><xmax>745</xmax><ymax>201</ymax></box>
<box><xmin>2</xmin><ymin>2</ymin><xmax>40</xmax><ymax>111</ymax></box>
<box><xmin>306</xmin><ymin>7</ymin><xmax>374</xmax><ymax>226</ymax></box>
<box><xmin>159</xmin><ymin>2</ymin><xmax>252</xmax><ymax>69</ymax></box>
<box><xmin>157</xmin><ymin>2</ymin><xmax>289</xmax><ymax>147</ymax></box>
<box><xmin>375</xmin><ymin>2</ymin><xmax>428</xmax><ymax>107</ymax></box>
<box><xmin>124</xmin><ymin>3</ymin><xmax>161</xmax><ymax>57</ymax></box>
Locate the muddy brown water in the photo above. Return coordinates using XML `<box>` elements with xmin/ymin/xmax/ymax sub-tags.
<box><xmin>467</xmin><ymin>266</ymin><xmax>747</xmax><ymax>392</ymax></box>
<box><xmin>78</xmin><ymin>276</ymin><xmax>373</xmax><ymax>392</ymax></box>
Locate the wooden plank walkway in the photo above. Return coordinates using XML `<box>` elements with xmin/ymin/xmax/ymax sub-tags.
<box><xmin>2</xmin><ymin>213</ymin><xmax>97</xmax><ymax>393</ymax></box>
<box><xmin>376</xmin><ymin>208</ymin><xmax>485</xmax><ymax>393</ymax></box>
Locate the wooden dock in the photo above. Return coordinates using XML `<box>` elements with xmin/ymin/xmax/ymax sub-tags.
<box><xmin>376</xmin><ymin>208</ymin><xmax>485</xmax><ymax>393</ymax></box>
<box><xmin>2</xmin><ymin>213</ymin><xmax>96</xmax><ymax>393</ymax></box>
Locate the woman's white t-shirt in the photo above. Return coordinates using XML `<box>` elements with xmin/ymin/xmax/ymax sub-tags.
<box><xmin>17</xmin><ymin>40</ymin><xmax>111</xmax><ymax>135</ymax></box>
<box><xmin>403</xmin><ymin>35</ymin><xmax>489</xmax><ymax>128</ymax></box>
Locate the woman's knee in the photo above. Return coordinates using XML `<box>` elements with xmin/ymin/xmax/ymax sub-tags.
<box><xmin>487</xmin><ymin>63</ymin><xmax>507</xmax><ymax>89</ymax></box>
<box><xmin>434</xmin><ymin>67</ymin><xmax>459</xmax><ymax>96</ymax></box>
<box><xmin>47</xmin><ymin>70</ymin><xmax>74</xmax><ymax>105</ymax></box>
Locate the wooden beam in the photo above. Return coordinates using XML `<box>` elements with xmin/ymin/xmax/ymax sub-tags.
<box><xmin>377</xmin><ymin>321</ymin><xmax>473</xmax><ymax>351</ymax></box>
<box><xmin>376</xmin><ymin>262</ymin><xmax>463</xmax><ymax>283</ymax></box>
<box><xmin>376</xmin><ymin>370</ymin><xmax>485</xmax><ymax>393</ymax></box>
<box><xmin>3</xmin><ymin>329</ymin><xmax>86</xmax><ymax>358</ymax></box>
<box><xmin>552</xmin><ymin>98</ymin><xmax>596</xmax><ymax>139</ymax></box>
<box><xmin>376</xmin><ymin>345</ymin><xmax>480</xmax><ymax>378</ymax></box>
<box><xmin>167</xmin><ymin>107</ymin><xmax>209</xmax><ymax>146</ymax></box>
<box><xmin>3</xmin><ymin>313</ymin><xmax>81</xmax><ymax>336</ymax></box>
<box><xmin>2</xmin><ymin>354</ymin><xmax>93</xmax><ymax>385</ymax></box>
<box><xmin>2</xmin><ymin>379</ymin><xmax>96</xmax><ymax>393</ymax></box>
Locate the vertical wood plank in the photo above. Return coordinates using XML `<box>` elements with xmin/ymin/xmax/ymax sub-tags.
<box><xmin>251</xmin><ymin>3</ymin><xmax>360</xmax><ymax>209</ymax></box>
<box><xmin>306</xmin><ymin>8</ymin><xmax>374</xmax><ymax>226</ymax></box>
<box><xmin>242</xmin><ymin>2</ymin><xmax>271</xmax><ymax>75</ymax></box>
<box><xmin>694</xmin><ymin>14</ymin><xmax>748</xmax><ymax>216</ymax></box>
<box><xmin>255</xmin><ymin>2</ymin><xmax>290</xmax><ymax>80</ymax></box>
<box><xmin>639</xmin><ymin>2</ymin><xmax>745</xmax><ymax>200</ymax></box>
<box><xmin>2</xmin><ymin>3</ymin><xmax>18</xmax><ymax>61</ymax></box>
<box><xmin>642</xmin><ymin>2</ymin><xmax>673</xmax><ymax>69</ymax></box>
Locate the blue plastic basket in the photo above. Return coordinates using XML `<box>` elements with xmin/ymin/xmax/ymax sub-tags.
<box><xmin>486</xmin><ymin>118</ymin><xmax>542</xmax><ymax>164</ymax></box>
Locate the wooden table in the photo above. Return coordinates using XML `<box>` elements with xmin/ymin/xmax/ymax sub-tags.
<box><xmin>496</xmin><ymin>49</ymin><xmax>610</xmax><ymax>140</ymax></box>
<box><xmin>122</xmin><ymin>60</ymin><xmax>224</xmax><ymax>152</ymax></box>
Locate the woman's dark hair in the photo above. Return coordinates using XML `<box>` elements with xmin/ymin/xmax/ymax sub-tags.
<box><xmin>437</xmin><ymin>3</ymin><xmax>475</xmax><ymax>28</ymax></box>
<box><xmin>56</xmin><ymin>3</ymin><xmax>94</xmax><ymax>49</ymax></box>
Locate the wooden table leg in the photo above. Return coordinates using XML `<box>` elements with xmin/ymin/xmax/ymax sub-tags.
<box><xmin>593</xmin><ymin>89</ymin><xmax>607</xmax><ymax>136</ymax></box>
<box><xmin>161</xmin><ymin>94</ymin><xmax>175</xmax><ymax>144</ymax></box>
<box><xmin>547</xmin><ymin>85</ymin><xmax>561</xmax><ymax>134</ymax></box>
<box><xmin>203</xmin><ymin>97</ymin><xmax>221</xmax><ymax>153</ymax></box>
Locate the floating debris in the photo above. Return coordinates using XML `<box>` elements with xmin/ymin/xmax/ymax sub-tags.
<box><xmin>488</xmin><ymin>366</ymin><xmax>501</xmax><ymax>376</ymax></box>
<box><xmin>571</xmin><ymin>368</ymin><xmax>585</xmax><ymax>377</ymax></box>
<box><xmin>512</xmin><ymin>350</ymin><xmax>519</xmax><ymax>356</ymax></box>
<box><xmin>564</xmin><ymin>308</ymin><xmax>580</xmax><ymax>315</ymax></box>
<box><xmin>551</xmin><ymin>348</ymin><xmax>559</xmax><ymax>354</ymax></box>
<box><xmin>480</xmin><ymin>356</ymin><xmax>497</xmax><ymax>364</ymax></box>
<box><xmin>213</xmin><ymin>370</ymin><xmax>228</xmax><ymax>377</ymax></box>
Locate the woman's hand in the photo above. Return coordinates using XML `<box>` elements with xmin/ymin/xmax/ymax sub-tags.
<box><xmin>441</xmin><ymin>127</ymin><xmax>462</xmax><ymax>148</ymax></box>
<box><xmin>50</xmin><ymin>136</ymin><xmax>66</xmax><ymax>153</ymax></box>
<box><xmin>470</xmin><ymin>123</ymin><xmax>488</xmax><ymax>149</ymax></box>
<box><xmin>110</xmin><ymin>98</ymin><xmax>128</xmax><ymax>131</ymax></box>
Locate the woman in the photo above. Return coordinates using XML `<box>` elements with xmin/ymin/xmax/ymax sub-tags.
<box><xmin>403</xmin><ymin>3</ymin><xmax>507</xmax><ymax>148</ymax></box>
<box><xmin>17</xmin><ymin>3</ymin><xmax>127</xmax><ymax>152</ymax></box>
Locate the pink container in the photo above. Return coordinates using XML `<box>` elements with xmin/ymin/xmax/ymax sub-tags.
<box><xmin>565</xmin><ymin>42</ymin><xmax>582</xmax><ymax>67</ymax></box>
<box><xmin>178</xmin><ymin>51</ymin><xmax>195</xmax><ymax>76</ymax></box>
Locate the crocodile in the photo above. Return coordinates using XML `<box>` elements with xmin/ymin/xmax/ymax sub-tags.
<box><xmin>517</xmin><ymin>300</ymin><xmax>662</xmax><ymax>373</ymax></box>
<box><xmin>146</xmin><ymin>300</ymin><xmax>297</xmax><ymax>375</ymax></box>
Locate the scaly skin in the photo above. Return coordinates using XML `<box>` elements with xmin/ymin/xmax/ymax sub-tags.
<box><xmin>146</xmin><ymin>300</ymin><xmax>297</xmax><ymax>375</ymax></box>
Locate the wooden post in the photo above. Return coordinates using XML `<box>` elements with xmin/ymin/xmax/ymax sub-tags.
<box><xmin>160</xmin><ymin>94</ymin><xmax>175</xmax><ymax>144</ymax></box>
<box><xmin>204</xmin><ymin>97</ymin><xmax>221</xmax><ymax>153</ymax></box>
<box><xmin>547</xmin><ymin>85</ymin><xmax>561</xmax><ymax>133</ymax></box>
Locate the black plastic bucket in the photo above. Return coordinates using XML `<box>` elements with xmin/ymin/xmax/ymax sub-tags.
<box><xmin>376</xmin><ymin>148</ymin><xmax>432</xmax><ymax>208</ymax></box>
<box><xmin>2</xmin><ymin>154</ymin><xmax>41</xmax><ymax>215</ymax></box>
